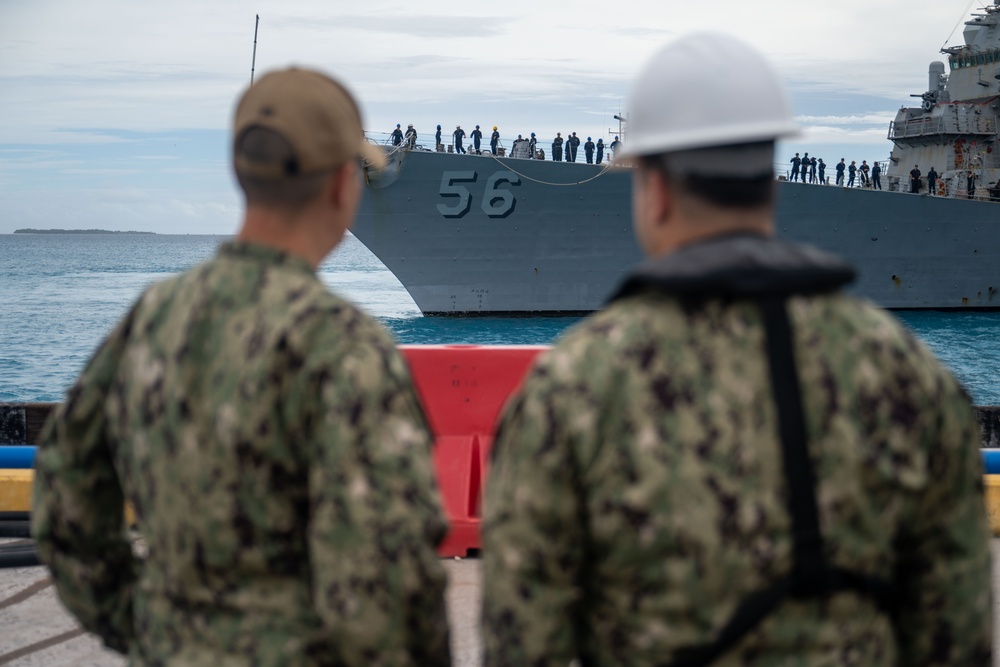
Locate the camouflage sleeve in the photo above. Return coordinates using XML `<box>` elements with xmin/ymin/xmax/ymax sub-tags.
<box><xmin>893</xmin><ymin>376</ymin><xmax>992</xmax><ymax>665</ymax></box>
<box><xmin>301</xmin><ymin>337</ymin><xmax>451</xmax><ymax>667</ymax></box>
<box><xmin>31</xmin><ymin>313</ymin><xmax>138</xmax><ymax>654</ymax></box>
<box><xmin>482</xmin><ymin>355</ymin><xmax>590</xmax><ymax>667</ymax></box>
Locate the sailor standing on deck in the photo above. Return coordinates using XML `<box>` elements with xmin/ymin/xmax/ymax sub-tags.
<box><xmin>596</xmin><ymin>137</ymin><xmax>605</xmax><ymax>164</ymax></box>
<box><xmin>552</xmin><ymin>132</ymin><xmax>564</xmax><ymax>161</ymax></box>
<box><xmin>490</xmin><ymin>126</ymin><xmax>500</xmax><ymax>155</ymax></box>
<box><xmin>435</xmin><ymin>124</ymin><xmax>442</xmax><ymax>151</ymax></box>
<box><xmin>871</xmin><ymin>160</ymin><xmax>882</xmax><ymax>190</ymax></box>
<box><xmin>859</xmin><ymin>160</ymin><xmax>870</xmax><ymax>187</ymax></box>
<box><xmin>789</xmin><ymin>152</ymin><xmax>801</xmax><ymax>181</ymax></box>
<box><xmin>928</xmin><ymin>166</ymin><xmax>939</xmax><ymax>196</ymax></box>
<box><xmin>528</xmin><ymin>132</ymin><xmax>538</xmax><ymax>159</ymax></box>
<box><xmin>610</xmin><ymin>135</ymin><xmax>622</xmax><ymax>160</ymax></box>
<box><xmin>454</xmin><ymin>125</ymin><xmax>467</xmax><ymax>154</ymax></box>
<box><xmin>817</xmin><ymin>158</ymin><xmax>826</xmax><ymax>184</ymax></box>
<box><xmin>32</xmin><ymin>66</ymin><xmax>453</xmax><ymax>667</ymax></box>
<box><xmin>404</xmin><ymin>123</ymin><xmax>417</xmax><ymax>149</ymax></box>
<box><xmin>391</xmin><ymin>123</ymin><xmax>404</xmax><ymax>146</ymax></box>
<box><xmin>836</xmin><ymin>158</ymin><xmax>846</xmax><ymax>185</ymax></box>
<box><xmin>910</xmin><ymin>164</ymin><xmax>922</xmax><ymax>193</ymax></box>
<box><xmin>584</xmin><ymin>137</ymin><xmax>596</xmax><ymax>163</ymax></box>
<box><xmin>471</xmin><ymin>125</ymin><xmax>483</xmax><ymax>154</ymax></box>
<box><xmin>482</xmin><ymin>32</ymin><xmax>992</xmax><ymax>667</ymax></box>
<box><xmin>511</xmin><ymin>134</ymin><xmax>524</xmax><ymax>157</ymax></box>
<box><xmin>568</xmin><ymin>132</ymin><xmax>580</xmax><ymax>162</ymax></box>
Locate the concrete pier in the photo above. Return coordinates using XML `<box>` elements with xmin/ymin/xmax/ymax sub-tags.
<box><xmin>3</xmin><ymin>546</ymin><xmax>1000</xmax><ymax>666</ymax></box>
<box><xmin>0</xmin><ymin>550</ymin><xmax>483</xmax><ymax>667</ymax></box>
<box><xmin>4</xmin><ymin>396</ymin><xmax>1000</xmax><ymax>664</ymax></box>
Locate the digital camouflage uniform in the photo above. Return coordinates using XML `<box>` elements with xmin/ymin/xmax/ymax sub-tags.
<box><xmin>483</xmin><ymin>234</ymin><xmax>991</xmax><ymax>667</ymax></box>
<box><xmin>32</xmin><ymin>242</ymin><xmax>451</xmax><ymax>667</ymax></box>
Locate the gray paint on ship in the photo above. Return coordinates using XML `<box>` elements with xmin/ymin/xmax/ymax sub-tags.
<box><xmin>354</xmin><ymin>150</ymin><xmax>1000</xmax><ymax>315</ymax></box>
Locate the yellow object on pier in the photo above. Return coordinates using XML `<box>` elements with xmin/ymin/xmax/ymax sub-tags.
<box><xmin>4</xmin><ymin>468</ymin><xmax>1000</xmax><ymax>537</ymax></box>
<box><xmin>983</xmin><ymin>475</ymin><xmax>1000</xmax><ymax>535</ymax></box>
<box><xmin>1</xmin><ymin>469</ymin><xmax>135</xmax><ymax>525</ymax></box>
<box><xmin>0</xmin><ymin>469</ymin><xmax>33</xmax><ymax>512</ymax></box>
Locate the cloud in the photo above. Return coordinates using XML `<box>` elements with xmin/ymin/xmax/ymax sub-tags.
<box><xmin>310</xmin><ymin>13</ymin><xmax>515</xmax><ymax>40</ymax></box>
<box><xmin>1</xmin><ymin>0</ymin><xmax>989</xmax><ymax>233</ymax></box>
<box><xmin>797</xmin><ymin>113</ymin><xmax>897</xmax><ymax>126</ymax></box>
<box><xmin>799</xmin><ymin>125</ymin><xmax>893</xmax><ymax>144</ymax></box>
<box><xmin>380</xmin><ymin>54</ymin><xmax>469</xmax><ymax>69</ymax></box>
<box><xmin>60</xmin><ymin>168</ymin><xmax>143</xmax><ymax>175</ymax></box>
<box><xmin>609</xmin><ymin>27</ymin><xmax>675</xmax><ymax>38</ymax></box>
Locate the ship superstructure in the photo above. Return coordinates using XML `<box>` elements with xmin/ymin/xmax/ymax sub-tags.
<box><xmin>887</xmin><ymin>0</ymin><xmax>1000</xmax><ymax>197</ymax></box>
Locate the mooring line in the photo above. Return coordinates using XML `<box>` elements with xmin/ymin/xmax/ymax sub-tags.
<box><xmin>483</xmin><ymin>152</ymin><xmax>616</xmax><ymax>186</ymax></box>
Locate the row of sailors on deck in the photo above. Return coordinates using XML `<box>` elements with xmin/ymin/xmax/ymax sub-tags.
<box><xmin>390</xmin><ymin>123</ymin><xmax>622</xmax><ymax>163</ymax></box>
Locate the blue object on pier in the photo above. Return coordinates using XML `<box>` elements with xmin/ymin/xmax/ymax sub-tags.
<box><xmin>0</xmin><ymin>446</ymin><xmax>36</xmax><ymax>469</ymax></box>
<box><xmin>982</xmin><ymin>449</ymin><xmax>1000</xmax><ymax>475</ymax></box>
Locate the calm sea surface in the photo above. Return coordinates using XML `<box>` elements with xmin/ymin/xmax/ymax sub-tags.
<box><xmin>2</xmin><ymin>233</ymin><xmax>999</xmax><ymax>405</ymax></box>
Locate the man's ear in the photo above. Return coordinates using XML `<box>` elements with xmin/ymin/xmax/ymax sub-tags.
<box><xmin>646</xmin><ymin>168</ymin><xmax>674</xmax><ymax>229</ymax></box>
<box><xmin>325</xmin><ymin>161</ymin><xmax>358</xmax><ymax>209</ymax></box>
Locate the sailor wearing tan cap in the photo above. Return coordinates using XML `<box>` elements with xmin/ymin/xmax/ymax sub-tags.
<box><xmin>32</xmin><ymin>67</ymin><xmax>451</xmax><ymax>666</ymax></box>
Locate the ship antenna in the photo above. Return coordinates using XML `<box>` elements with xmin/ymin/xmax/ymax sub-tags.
<box><xmin>942</xmin><ymin>0</ymin><xmax>977</xmax><ymax>50</ymax></box>
<box><xmin>250</xmin><ymin>14</ymin><xmax>260</xmax><ymax>86</ymax></box>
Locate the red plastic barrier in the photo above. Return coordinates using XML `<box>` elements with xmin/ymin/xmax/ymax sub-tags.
<box><xmin>401</xmin><ymin>345</ymin><xmax>547</xmax><ymax>557</ymax></box>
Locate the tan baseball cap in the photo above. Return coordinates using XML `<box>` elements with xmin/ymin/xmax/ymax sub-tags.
<box><xmin>233</xmin><ymin>67</ymin><xmax>386</xmax><ymax>178</ymax></box>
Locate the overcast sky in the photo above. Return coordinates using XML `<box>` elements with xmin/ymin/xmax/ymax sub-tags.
<box><xmin>0</xmin><ymin>0</ymin><xmax>986</xmax><ymax>234</ymax></box>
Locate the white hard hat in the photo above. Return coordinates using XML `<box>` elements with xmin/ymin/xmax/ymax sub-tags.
<box><xmin>620</xmin><ymin>32</ymin><xmax>797</xmax><ymax>160</ymax></box>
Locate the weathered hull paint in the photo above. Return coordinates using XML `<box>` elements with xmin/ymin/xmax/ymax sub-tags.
<box><xmin>355</xmin><ymin>150</ymin><xmax>1000</xmax><ymax>315</ymax></box>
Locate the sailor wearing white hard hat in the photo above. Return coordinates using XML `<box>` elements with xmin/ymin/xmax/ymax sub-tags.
<box><xmin>619</xmin><ymin>34</ymin><xmax>799</xmax><ymax>152</ymax></box>
<box><xmin>481</xmin><ymin>31</ymin><xmax>990</xmax><ymax>667</ymax></box>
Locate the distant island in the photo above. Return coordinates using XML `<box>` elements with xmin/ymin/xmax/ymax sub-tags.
<box><xmin>13</xmin><ymin>229</ymin><xmax>156</xmax><ymax>235</ymax></box>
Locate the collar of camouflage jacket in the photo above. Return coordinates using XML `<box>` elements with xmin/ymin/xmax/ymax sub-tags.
<box><xmin>607</xmin><ymin>232</ymin><xmax>856</xmax><ymax>303</ymax></box>
<box><xmin>218</xmin><ymin>241</ymin><xmax>316</xmax><ymax>275</ymax></box>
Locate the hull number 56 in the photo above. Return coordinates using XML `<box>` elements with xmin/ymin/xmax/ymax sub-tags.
<box><xmin>437</xmin><ymin>170</ymin><xmax>520</xmax><ymax>219</ymax></box>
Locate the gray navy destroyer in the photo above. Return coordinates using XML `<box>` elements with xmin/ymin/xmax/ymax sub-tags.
<box><xmin>355</xmin><ymin>2</ymin><xmax>1000</xmax><ymax>315</ymax></box>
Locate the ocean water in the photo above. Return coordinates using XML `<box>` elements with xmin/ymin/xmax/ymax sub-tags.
<box><xmin>1</xmin><ymin>233</ymin><xmax>998</xmax><ymax>405</ymax></box>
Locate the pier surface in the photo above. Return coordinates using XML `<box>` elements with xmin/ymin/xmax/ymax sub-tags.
<box><xmin>3</xmin><ymin>545</ymin><xmax>1000</xmax><ymax>666</ymax></box>
<box><xmin>5</xmin><ymin>397</ymin><xmax>1000</xmax><ymax>663</ymax></box>
<box><xmin>0</xmin><ymin>551</ymin><xmax>483</xmax><ymax>666</ymax></box>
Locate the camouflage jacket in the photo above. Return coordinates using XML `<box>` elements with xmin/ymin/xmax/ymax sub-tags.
<box><xmin>32</xmin><ymin>242</ymin><xmax>451</xmax><ymax>667</ymax></box>
<box><xmin>482</xmin><ymin>234</ymin><xmax>991</xmax><ymax>666</ymax></box>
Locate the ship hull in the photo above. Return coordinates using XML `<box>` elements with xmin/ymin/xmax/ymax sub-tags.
<box><xmin>355</xmin><ymin>150</ymin><xmax>1000</xmax><ymax>314</ymax></box>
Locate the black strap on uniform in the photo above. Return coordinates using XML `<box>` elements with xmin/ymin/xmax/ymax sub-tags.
<box><xmin>665</xmin><ymin>297</ymin><xmax>894</xmax><ymax>667</ymax></box>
